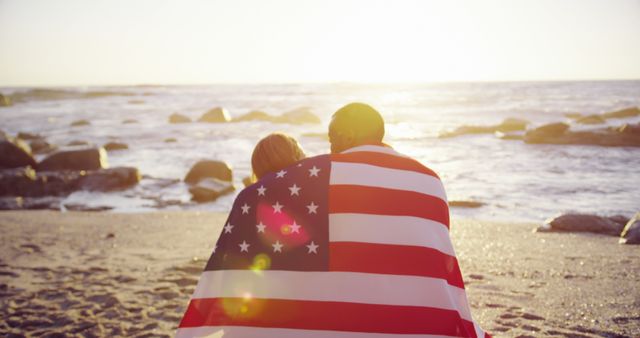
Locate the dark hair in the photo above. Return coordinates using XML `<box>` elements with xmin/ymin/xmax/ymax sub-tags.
<box><xmin>332</xmin><ymin>102</ymin><xmax>385</xmax><ymax>142</ymax></box>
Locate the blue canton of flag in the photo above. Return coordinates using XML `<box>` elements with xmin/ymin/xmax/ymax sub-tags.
<box><xmin>205</xmin><ymin>155</ymin><xmax>331</xmax><ymax>272</ymax></box>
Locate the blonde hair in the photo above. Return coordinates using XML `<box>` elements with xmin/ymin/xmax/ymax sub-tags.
<box><xmin>251</xmin><ymin>133</ymin><xmax>306</xmax><ymax>180</ymax></box>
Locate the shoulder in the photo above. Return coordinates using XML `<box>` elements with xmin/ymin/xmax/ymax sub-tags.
<box><xmin>331</xmin><ymin>146</ymin><xmax>441</xmax><ymax>179</ymax></box>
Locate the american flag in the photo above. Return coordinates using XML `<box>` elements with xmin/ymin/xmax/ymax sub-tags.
<box><xmin>177</xmin><ymin>144</ymin><xmax>490</xmax><ymax>338</ymax></box>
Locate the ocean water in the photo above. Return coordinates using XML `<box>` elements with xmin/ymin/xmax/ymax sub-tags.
<box><xmin>1</xmin><ymin>81</ymin><xmax>639</xmax><ymax>222</ymax></box>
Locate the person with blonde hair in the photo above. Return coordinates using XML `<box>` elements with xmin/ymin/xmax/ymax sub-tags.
<box><xmin>250</xmin><ymin>132</ymin><xmax>306</xmax><ymax>181</ymax></box>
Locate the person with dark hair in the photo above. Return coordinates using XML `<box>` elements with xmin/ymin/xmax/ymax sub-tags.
<box><xmin>328</xmin><ymin>102</ymin><xmax>386</xmax><ymax>154</ymax></box>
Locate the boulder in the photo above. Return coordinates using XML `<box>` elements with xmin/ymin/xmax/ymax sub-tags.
<box><xmin>234</xmin><ymin>111</ymin><xmax>276</xmax><ymax>122</ymax></box>
<box><xmin>0</xmin><ymin>137</ymin><xmax>37</xmax><ymax>169</ymax></box>
<box><xmin>616</xmin><ymin>123</ymin><xmax>640</xmax><ymax>135</ymax></box>
<box><xmin>122</xmin><ymin>119</ymin><xmax>138</xmax><ymax>124</ymax></box>
<box><xmin>449</xmin><ymin>200</ymin><xmax>484</xmax><ymax>208</ymax></box>
<box><xmin>164</xmin><ymin>137</ymin><xmax>177</xmax><ymax>143</ymax></box>
<box><xmin>67</xmin><ymin>140</ymin><xmax>91</xmax><ymax>146</ymax></box>
<box><xmin>565</xmin><ymin>113</ymin><xmax>582</xmax><ymax>119</ymax></box>
<box><xmin>523</xmin><ymin>122</ymin><xmax>570</xmax><ymax>144</ymax></box>
<box><xmin>77</xmin><ymin>167</ymin><xmax>141</xmax><ymax>191</ymax></box>
<box><xmin>189</xmin><ymin>178</ymin><xmax>235</xmax><ymax>203</ymax></box>
<box><xmin>496</xmin><ymin>118</ymin><xmax>529</xmax><ymax>132</ymax></box>
<box><xmin>0</xmin><ymin>166</ymin><xmax>141</xmax><ymax>199</ymax></box>
<box><xmin>619</xmin><ymin>213</ymin><xmax>640</xmax><ymax>245</ymax></box>
<box><xmin>536</xmin><ymin>213</ymin><xmax>626</xmax><ymax>236</ymax></box>
<box><xmin>169</xmin><ymin>113</ymin><xmax>192</xmax><ymax>124</ymax></box>
<box><xmin>440</xmin><ymin>118</ymin><xmax>529</xmax><ymax>138</ymax></box>
<box><xmin>37</xmin><ymin>148</ymin><xmax>108</xmax><ymax>171</ymax></box>
<box><xmin>103</xmin><ymin>142</ymin><xmax>128</xmax><ymax>151</ymax></box>
<box><xmin>29</xmin><ymin>139</ymin><xmax>57</xmax><ymax>154</ymax></box>
<box><xmin>575</xmin><ymin>114</ymin><xmax>606</xmax><ymax>125</ymax></box>
<box><xmin>197</xmin><ymin>107</ymin><xmax>230</xmax><ymax>123</ymax></box>
<box><xmin>184</xmin><ymin>160</ymin><xmax>233</xmax><ymax>184</ymax></box>
<box><xmin>0</xmin><ymin>167</ymin><xmax>76</xmax><ymax>197</ymax></box>
<box><xmin>280</xmin><ymin>107</ymin><xmax>321</xmax><ymax>124</ymax></box>
<box><xmin>0</xmin><ymin>93</ymin><xmax>11</xmax><ymax>107</ymax></box>
<box><xmin>242</xmin><ymin>176</ymin><xmax>254</xmax><ymax>187</ymax></box>
<box><xmin>524</xmin><ymin>123</ymin><xmax>640</xmax><ymax>147</ymax></box>
<box><xmin>16</xmin><ymin>132</ymin><xmax>42</xmax><ymax>140</ymax></box>
<box><xmin>602</xmin><ymin>107</ymin><xmax>640</xmax><ymax>119</ymax></box>
<box><xmin>71</xmin><ymin>119</ymin><xmax>90</xmax><ymax>127</ymax></box>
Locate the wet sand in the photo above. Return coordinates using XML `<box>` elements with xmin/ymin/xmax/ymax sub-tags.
<box><xmin>0</xmin><ymin>211</ymin><xmax>638</xmax><ymax>337</ymax></box>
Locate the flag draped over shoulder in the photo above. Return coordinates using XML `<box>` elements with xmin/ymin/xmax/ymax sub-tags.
<box><xmin>177</xmin><ymin>144</ymin><xmax>490</xmax><ymax>338</ymax></box>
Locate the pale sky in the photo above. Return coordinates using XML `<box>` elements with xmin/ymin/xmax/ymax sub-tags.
<box><xmin>1</xmin><ymin>0</ymin><xmax>639</xmax><ymax>86</ymax></box>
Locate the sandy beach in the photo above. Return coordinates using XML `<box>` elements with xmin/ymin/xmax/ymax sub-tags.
<box><xmin>0</xmin><ymin>211</ymin><xmax>638</xmax><ymax>337</ymax></box>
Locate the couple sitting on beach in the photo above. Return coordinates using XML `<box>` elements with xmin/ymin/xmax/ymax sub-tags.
<box><xmin>177</xmin><ymin>103</ymin><xmax>490</xmax><ymax>338</ymax></box>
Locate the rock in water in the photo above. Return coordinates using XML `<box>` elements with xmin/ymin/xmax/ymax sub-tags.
<box><xmin>189</xmin><ymin>178</ymin><xmax>235</xmax><ymax>202</ymax></box>
<box><xmin>67</xmin><ymin>140</ymin><xmax>91</xmax><ymax>146</ymax></box>
<box><xmin>537</xmin><ymin>213</ymin><xmax>625</xmax><ymax>236</ymax></box>
<box><xmin>575</xmin><ymin>114</ymin><xmax>606</xmax><ymax>125</ymax></box>
<box><xmin>280</xmin><ymin>107</ymin><xmax>321</xmax><ymax>124</ymax></box>
<box><xmin>439</xmin><ymin>118</ymin><xmax>529</xmax><ymax>138</ymax></box>
<box><xmin>0</xmin><ymin>137</ymin><xmax>37</xmax><ymax>169</ymax></box>
<box><xmin>602</xmin><ymin>106</ymin><xmax>640</xmax><ymax>119</ymax></box>
<box><xmin>449</xmin><ymin>200</ymin><xmax>485</xmax><ymax>208</ymax></box>
<box><xmin>169</xmin><ymin>113</ymin><xmax>192</xmax><ymax>124</ymax></box>
<box><xmin>242</xmin><ymin>176</ymin><xmax>254</xmax><ymax>187</ymax></box>
<box><xmin>103</xmin><ymin>142</ymin><xmax>128</xmax><ymax>151</ymax></box>
<box><xmin>184</xmin><ymin>160</ymin><xmax>233</xmax><ymax>184</ymax></box>
<box><xmin>77</xmin><ymin>167</ymin><xmax>141</xmax><ymax>191</ymax></box>
<box><xmin>523</xmin><ymin>122</ymin><xmax>570</xmax><ymax>143</ymax></box>
<box><xmin>70</xmin><ymin>119</ymin><xmax>91</xmax><ymax>127</ymax></box>
<box><xmin>496</xmin><ymin>118</ymin><xmax>529</xmax><ymax>132</ymax></box>
<box><xmin>233</xmin><ymin>110</ymin><xmax>276</xmax><ymax>122</ymax></box>
<box><xmin>0</xmin><ymin>93</ymin><xmax>11</xmax><ymax>107</ymax></box>
<box><xmin>37</xmin><ymin>148</ymin><xmax>108</xmax><ymax>171</ymax></box>
<box><xmin>16</xmin><ymin>132</ymin><xmax>42</xmax><ymax>140</ymax></box>
<box><xmin>565</xmin><ymin>113</ymin><xmax>583</xmax><ymax>119</ymax></box>
<box><xmin>619</xmin><ymin>213</ymin><xmax>640</xmax><ymax>245</ymax></box>
<box><xmin>29</xmin><ymin>139</ymin><xmax>57</xmax><ymax>154</ymax></box>
<box><xmin>197</xmin><ymin>107</ymin><xmax>231</xmax><ymax>123</ymax></box>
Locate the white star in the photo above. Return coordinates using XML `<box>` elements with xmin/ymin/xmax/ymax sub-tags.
<box><xmin>306</xmin><ymin>202</ymin><xmax>318</xmax><ymax>214</ymax></box>
<box><xmin>289</xmin><ymin>220</ymin><xmax>301</xmax><ymax>234</ymax></box>
<box><xmin>241</xmin><ymin>203</ymin><xmax>251</xmax><ymax>214</ymax></box>
<box><xmin>239</xmin><ymin>240</ymin><xmax>250</xmax><ymax>252</ymax></box>
<box><xmin>212</xmin><ymin>244</ymin><xmax>217</xmax><ymax>253</ymax></box>
<box><xmin>256</xmin><ymin>221</ymin><xmax>266</xmax><ymax>233</ymax></box>
<box><xmin>306</xmin><ymin>241</ymin><xmax>319</xmax><ymax>254</ymax></box>
<box><xmin>288</xmin><ymin>184</ymin><xmax>301</xmax><ymax>196</ymax></box>
<box><xmin>276</xmin><ymin>170</ymin><xmax>287</xmax><ymax>178</ymax></box>
<box><xmin>297</xmin><ymin>163</ymin><xmax>302</xmax><ymax>167</ymax></box>
<box><xmin>224</xmin><ymin>223</ymin><xmax>234</xmax><ymax>234</ymax></box>
<box><xmin>257</xmin><ymin>185</ymin><xmax>266</xmax><ymax>196</ymax></box>
<box><xmin>272</xmin><ymin>201</ymin><xmax>283</xmax><ymax>213</ymax></box>
<box><xmin>309</xmin><ymin>166</ymin><xmax>320</xmax><ymax>177</ymax></box>
<box><xmin>272</xmin><ymin>241</ymin><xmax>283</xmax><ymax>253</ymax></box>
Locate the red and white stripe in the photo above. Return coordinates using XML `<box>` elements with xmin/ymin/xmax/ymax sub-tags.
<box><xmin>177</xmin><ymin>145</ymin><xmax>488</xmax><ymax>338</ymax></box>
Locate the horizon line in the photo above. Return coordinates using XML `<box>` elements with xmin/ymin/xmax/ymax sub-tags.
<box><xmin>2</xmin><ymin>77</ymin><xmax>640</xmax><ymax>88</ymax></box>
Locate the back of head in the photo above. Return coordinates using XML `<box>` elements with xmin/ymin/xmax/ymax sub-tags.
<box><xmin>251</xmin><ymin>133</ymin><xmax>306</xmax><ymax>180</ymax></box>
<box><xmin>329</xmin><ymin>102</ymin><xmax>385</xmax><ymax>153</ymax></box>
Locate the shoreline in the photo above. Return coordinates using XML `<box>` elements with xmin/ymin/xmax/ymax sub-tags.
<box><xmin>1</xmin><ymin>211</ymin><xmax>638</xmax><ymax>337</ymax></box>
